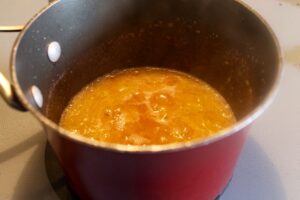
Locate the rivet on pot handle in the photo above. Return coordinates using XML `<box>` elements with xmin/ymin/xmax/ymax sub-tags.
<box><xmin>0</xmin><ymin>72</ymin><xmax>27</xmax><ymax>111</ymax></box>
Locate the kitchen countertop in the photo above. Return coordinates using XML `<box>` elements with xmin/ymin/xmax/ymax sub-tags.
<box><xmin>0</xmin><ymin>0</ymin><xmax>299</xmax><ymax>199</ymax></box>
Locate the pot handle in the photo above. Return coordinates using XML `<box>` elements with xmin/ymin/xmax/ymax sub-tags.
<box><xmin>0</xmin><ymin>0</ymin><xmax>56</xmax><ymax>111</ymax></box>
<box><xmin>0</xmin><ymin>73</ymin><xmax>26</xmax><ymax>111</ymax></box>
<box><xmin>0</xmin><ymin>27</ymin><xmax>27</xmax><ymax>111</ymax></box>
<box><xmin>0</xmin><ymin>0</ymin><xmax>56</xmax><ymax>32</ymax></box>
<box><xmin>0</xmin><ymin>25</ymin><xmax>24</xmax><ymax>32</ymax></box>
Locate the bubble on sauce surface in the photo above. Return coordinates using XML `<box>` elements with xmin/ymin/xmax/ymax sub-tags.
<box><xmin>128</xmin><ymin>134</ymin><xmax>150</xmax><ymax>145</ymax></box>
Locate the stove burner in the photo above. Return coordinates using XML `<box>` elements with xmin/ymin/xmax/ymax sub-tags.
<box><xmin>45</xmin><ymin>143</ymin><xmax>231</xmax><ymax>200</ymax></box>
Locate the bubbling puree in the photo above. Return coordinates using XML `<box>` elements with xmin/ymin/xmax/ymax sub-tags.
<box><xmin>59</xmin><ymin>67</ymin><xmax>236</xmax><ymax>145</ymax></box>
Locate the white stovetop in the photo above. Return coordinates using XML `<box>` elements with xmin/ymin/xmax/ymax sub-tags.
<box><xmin>0</xmin><ymin>0</ymin><xmax>300</xmax><ymax>199</ymax></box>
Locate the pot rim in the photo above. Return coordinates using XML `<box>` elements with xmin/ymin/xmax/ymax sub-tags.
<box><xmin>10</xmin><ymin>0</ymin><xmax>283</xmax><ymax>154</ymax></box>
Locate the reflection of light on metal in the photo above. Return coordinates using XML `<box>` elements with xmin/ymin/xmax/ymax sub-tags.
<box><xmin>0</xmin><ymin>72</ymin><xmax>13</xmax><ymax>103</ymax></box>
<box><xmin>0</xmin><ymin>25</ymin><xmax>24</xmax><ymax>32</ymax></box>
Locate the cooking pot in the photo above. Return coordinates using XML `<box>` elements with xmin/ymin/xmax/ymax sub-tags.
<box><xmin>0</xmin><ymin>0</ymin><xmax>281</xmax><ymax>199</ymax></box>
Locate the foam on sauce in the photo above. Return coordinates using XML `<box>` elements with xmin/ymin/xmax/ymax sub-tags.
<box><xmin>59</xmin><ymin>67</ymin><xmax>236</xmax><ymax>145</ymax></box>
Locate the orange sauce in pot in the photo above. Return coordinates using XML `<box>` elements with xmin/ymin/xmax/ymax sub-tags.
<box><xmin>59</xmin><ymin>67</ymin><xmax>236</xmax><ymax>145</ymax></box>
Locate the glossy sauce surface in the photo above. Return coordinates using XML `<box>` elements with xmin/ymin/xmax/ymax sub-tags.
<box><xmin>60</xmin><ymin>68</ymin><xmax>236</xmax><ymax>145</ymax></box>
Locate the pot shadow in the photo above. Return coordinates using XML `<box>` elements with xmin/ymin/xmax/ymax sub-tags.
<box><xmin>4</xmin><ymin>131</ymin><xmax>58</xmax><ymax>200</ymax></box>
<box><xmin>221</xmin><ymin>136</ymin><xmax>286</xmax><ymax>200</ymax></box>
<box><xmin>0</xmin><ymin>132</ymin><xmax>42</xmax><ymax>163</ymax></box>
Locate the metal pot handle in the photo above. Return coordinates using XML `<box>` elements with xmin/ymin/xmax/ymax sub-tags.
<box><xmin>0</xmin><ymin>0</ymin><xmax>56</xmax><ymax>32</ymax></box>
<box><xmin>0</xmin><ymin>73</ymin><xmax>26</xmax><ymax>111</ymax></box>
<box><xmin>0</xmin><ymin>27</ymin><xmax>27</xmax><ymax>111</ymax></box>
<box><xmin>0</xmin><ymin>0</ymin><xmax>56</xmax><ymax>111</ymax></box>
<box><xmin>0</xmin><ymin>25</ymin><xmax>24</xmax><ymax>32</ymax></box>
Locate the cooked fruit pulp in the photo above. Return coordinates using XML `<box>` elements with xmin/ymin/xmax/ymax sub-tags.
<box><xmin>59</xmin><ymin>67</ymin><xmax>236</xmax><ymax>145</ymax></box>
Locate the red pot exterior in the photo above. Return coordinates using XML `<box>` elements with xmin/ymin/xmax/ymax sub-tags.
<box><xmin>46</xmin><ymin>126</ymin><xmax>248</xmax><ymax>200</ymax></box>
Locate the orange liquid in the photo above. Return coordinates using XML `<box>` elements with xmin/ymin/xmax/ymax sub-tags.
<box><xmin>59</xmin><ymin>68</ymin><xmax>236</xmax><ymax>145</ymax></box>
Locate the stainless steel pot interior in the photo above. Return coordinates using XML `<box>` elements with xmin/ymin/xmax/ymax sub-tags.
<box><xmin>11</xmin><ymin>0</ymin><xmax>281</xmax><ymax>152</ymax></box>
